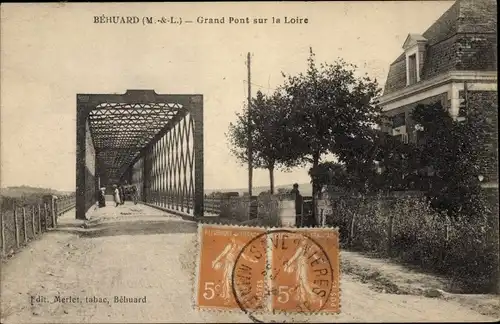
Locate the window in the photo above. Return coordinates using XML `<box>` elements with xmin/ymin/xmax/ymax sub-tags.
<box><xmin>458</xmin><ymin>90</ymin><xmax>468</xmax><ymax>118</ymax></box>
<box><xmin>408</xmin><ymin>54</ymin><xmax>417</xmax><ymax>85</ymax></box>
<box><xmin>392</xmin><ymin>112</ymin><xmax>406</xmax><ymax>128</ymax></box>
<box><xmin>393</xmin><ymin>133</ymin><xmax>409</xmax><ymax>144</ymax></box>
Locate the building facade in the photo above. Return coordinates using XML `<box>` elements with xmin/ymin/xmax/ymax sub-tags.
<box><xmin>378</xmin><ymin>0</ymin><xmax>498</xmax><ymax>186</ymax></box>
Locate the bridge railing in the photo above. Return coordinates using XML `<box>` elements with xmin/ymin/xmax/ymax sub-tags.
<box><xmin>54</xmin><ymin>193</ymin><xmax>76</xmax><ymax>216</ymax></box>
<box><xmin>0</xmin><ymin>193</ymin><xmax>76</xmax><ymax>258</ymax></box>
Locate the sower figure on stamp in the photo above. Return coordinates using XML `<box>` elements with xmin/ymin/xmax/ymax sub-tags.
<box><xmin>212</xmin><ymin>234</ymin><xmax>259</xmax><ymax>305</ymax></box>
<box><xmin>283</xmin><ymin>238</ymin><xmax>321</xmax><ymax>305</ymax></box>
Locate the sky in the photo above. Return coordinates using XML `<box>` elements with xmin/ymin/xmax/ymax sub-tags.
<box><xmin>1</xmin><ymin>1</ymin><xmax>454</xmax><ymax>192</ymax></box>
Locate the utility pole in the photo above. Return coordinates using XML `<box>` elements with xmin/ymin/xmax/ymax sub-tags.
<box><xmin>247</xmin><ymin>52</ymin><xmax>253</xmax><ymax>197</ymax></box>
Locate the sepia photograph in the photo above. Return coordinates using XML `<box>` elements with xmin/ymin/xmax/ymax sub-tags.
<box><xmin>1</xmin><ymin>1</ymin><xmax>498</xmax><ymax>323</ymax></box>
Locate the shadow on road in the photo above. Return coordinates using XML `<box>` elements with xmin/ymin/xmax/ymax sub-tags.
<box><xmin>55</xmin><ymin>219</ymin><xmax>197</xmax><ymax>238</ymax></box>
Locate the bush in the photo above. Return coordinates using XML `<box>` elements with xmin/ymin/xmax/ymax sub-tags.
<box><xmin>351</xmin><ymin>196</ymin><xmax>389</xmax><ymax>254</ymax></box>
<box><xmin>444</xmin><ymin>216</ymin><xmax>496</xmax><ymax>292</ymax></box>
<box><xmin>257</xmin><ymin>195</ymin><xmax>281</xmax><ymax>227</ymax></box>
<box><xmin>326</xmin><ymin>193</ymin><xmax>497</xmax><ymax>293</ymax></box>
<box><xmin>391</xmin><ymin>198</ymin><xmax>446</xmax><ymax>269</ymax></box>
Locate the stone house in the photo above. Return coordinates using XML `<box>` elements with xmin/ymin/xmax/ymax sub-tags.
<box><xmin>378</xmin><ymin>0</ymin><xmax>498</xmax><ymax>186</ymax></box>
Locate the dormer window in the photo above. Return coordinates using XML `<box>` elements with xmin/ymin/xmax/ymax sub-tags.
<box><xmin>408</xmin><ymin>54</ymin><xmax>418</xmax><ymax>85</ymax></box>
<box><xmin>402</xmin><ymin>34</ymin><xmax>427</xmax><ymax>86</ymax></box>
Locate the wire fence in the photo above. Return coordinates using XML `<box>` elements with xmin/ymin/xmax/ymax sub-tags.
<box><xmin>0</xmin><ymin>193</ymin><xmax>76</xmax><ymax>257</ymax></box>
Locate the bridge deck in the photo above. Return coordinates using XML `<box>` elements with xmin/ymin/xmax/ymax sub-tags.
<box><xmin>87</xmin><ymin>200</ymin><xmax>182</xmax><ymax>220</ymax></box>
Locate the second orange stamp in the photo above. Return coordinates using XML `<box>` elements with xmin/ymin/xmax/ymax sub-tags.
<box><xmin>270</xmin><ymin>228</ymin><xmax>340</xmax><ymax>314</ymax></box>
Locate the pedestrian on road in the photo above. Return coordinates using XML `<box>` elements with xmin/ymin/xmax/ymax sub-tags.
<box><xmin>291</xmin><ymin>183</ymin><xmax>303</xmax><ymax>227</ymax></box>
<box><xmin>98</xmin><ymin>187</ymin><xmax>106</xmax><ymax>208</ymax></box>
<box><xmin>119</xmin><ymin>183</ymin><xmax>125</xmax><ymax>205</ymax></box>
<box><xmin>113</xmin><ymin>184</ymin><xmax>121</xmax><ymax>207</ymax></box>
<box><xmin>123</xmin><ymin>181</ymin><xmax>130</xmax><ymax>205</ymax></box>
<box><xmin>130</xmin><ymin>184</ymin><xmax>138</xmax><ymax>205</ymax></box>
<box><xmin>290</xmin><ymin>183</ymin><xmax>300</xmax><ymax>198</ymax></box>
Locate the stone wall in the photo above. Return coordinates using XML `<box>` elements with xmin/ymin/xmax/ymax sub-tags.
<box><xmin>217</xmin><ymin>195</ymin><xmax>299</xmax><ymax>227</ymax></box>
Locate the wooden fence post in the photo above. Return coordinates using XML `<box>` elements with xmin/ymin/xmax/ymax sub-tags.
<box><xmin>44</xmin><ymin>203</ymin><xmax>48</xmax><ymax>231</ymax></box>
<box><xmin>1</xmin><ymin>211</ymin><xmax>5</xmax><ymax>256</ymax></box>
<box><xmin>51</xmin><ymin>196</ymin><xmax>57</xmax><ymax>228</ymax></box>
<box><xmin>349</xmin><ymin>213</ymin><xmax>356</xmax><ymax>247</ymax></box>
<box><xmin>23</xmin><ymin>207</ymin><xmax>27</xmax><ymax>243</ymax></box>
<box><xmin>31</xmin><ymin>206</ymin><xmax>36</xmax><ymax>236</ymax></box>
<box><xmin>38</xmin><ymin>205</ymin><xmax>42</xmax><ymax>234</ymax></box>
<box><xmin>14</xmin><ymin>208</ymin><xmax>19</xmax><ymax>249</ymax></box>
<box><xmin>54</xmin><ymin>197</ymin><xmax>59</xmax><ymax>223</ymax></box>
<box><xmin>445</xmin><ymin>216</ymin><xmax>450</xmax><ymax>242</ymax></box>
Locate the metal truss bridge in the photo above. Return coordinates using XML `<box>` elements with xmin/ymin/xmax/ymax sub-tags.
<box><xmin>76</xmin><ymin>90</ymin><xmax>203</xmax><ymax>220</ymax></box>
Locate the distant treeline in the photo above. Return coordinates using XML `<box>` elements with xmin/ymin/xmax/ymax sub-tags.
<box><xmin>1</xmin><ymin>194</ymin><xmax>49</xmax><ymax>210</ymax></box>
<box><xmin>0</xmin><ymin>186</ymin><xmax>74</xmax><ymax>210</ymax></box>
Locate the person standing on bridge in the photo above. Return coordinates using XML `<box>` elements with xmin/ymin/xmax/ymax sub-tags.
<box><xmin>130</xmin><ymin>183</ymin><xmax>138</xmax><ymax>205</ymax></box>
<box><xmin>98</xmin><ymin>187</ymin><xmax>106</xmax><ymax>208</ymax></box>
<box><xmin>113</xmin><ymin>184</ymin><xmax>121</xmax><ymax>207</ymax></box>
<box><xmin>119</xmin><ymin>182</ymin><xmax>126</xmax><ymax>205</ymax></box>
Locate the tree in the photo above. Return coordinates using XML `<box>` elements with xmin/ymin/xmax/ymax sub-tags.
<box><xmin>308</xmin><ymin>161</ymin><xmax>356</xmax><ymax>193</ymax></box>
<box><xmin>227</xmin><ymin>90</ymin><xmax>299</xmax><ymax>194</ymax></box>
<box><xmin>309</xmin><ymin>127</ymin><xmax>427</xmax><ymax>196</ymax></box>
<box><xmin>373</xmin><ymin>130</ymin><xmax>423</xmax><ymax>192</ymax></box>
<box><xmin>280</xmin><ymin>48</ymin><xmax>382</xmax><ymax>212</ymax></box>
<box><xmin>411</xmin><ymin>101</ymin><xmax>496</xmax><ymax>219</ymax></box>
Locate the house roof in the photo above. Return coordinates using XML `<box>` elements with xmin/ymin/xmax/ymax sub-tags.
<box><xmin>383</xmin><ymin>0</ymin><xmax>497</xmax><ymax>96</ymax></box>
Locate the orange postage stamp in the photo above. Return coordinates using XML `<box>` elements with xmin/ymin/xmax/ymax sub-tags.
<box><xmin>195</xmin><ymin>224</ymin><xmax>267</xmax><ymax>311</ymax></box>
<box><xmin>270</xmin><ymin>228</ymin><xmax>340</xmax><ymax>314</ymax></box>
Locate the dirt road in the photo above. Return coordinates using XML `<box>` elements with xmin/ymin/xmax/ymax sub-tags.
<box><xmin>1</xmin><ymin>203</ymin><xmax>496</xmax><ymax>323</ymax></box>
